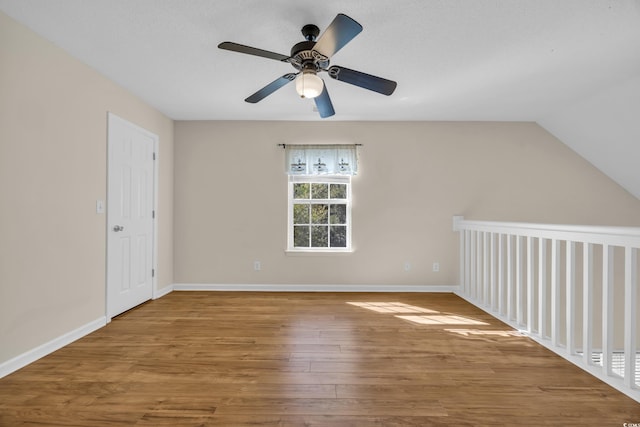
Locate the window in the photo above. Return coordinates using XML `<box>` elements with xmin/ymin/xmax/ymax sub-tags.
<box><xmin>284</xmin><ymin>144</ymin><xmax>358</xmax><ymax>253</ymax></box>
<box><xmin>288</xmin><ymin>176</ymin><xmax>351</xmax><ymax>252</ymax></box>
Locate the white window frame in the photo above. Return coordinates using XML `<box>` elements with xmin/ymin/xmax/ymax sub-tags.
<box><xmin>287</xmin><ymin>175</ymin><xmax>352</xmax><ymax>253</ymax></box>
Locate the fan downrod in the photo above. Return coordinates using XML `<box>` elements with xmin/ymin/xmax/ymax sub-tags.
<box><xmin>301</xmin><ymin>24</ymin><xmax>320</xmax><ymax>41</ymax></box>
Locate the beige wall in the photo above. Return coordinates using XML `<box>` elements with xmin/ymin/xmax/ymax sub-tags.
<box><xmin>0</xmin><ymin>12</ymin><xmax>173</xmax><ymax>364</ymax></box>
<box><xmin>174</xmin><ymin>121</ymin><xmax>640</xmax><ymax>287</ymax></box>
<box><xmin>2</xmin><ymin>6</ymin><xmax>640</xmax><ymax>372</ymax></box>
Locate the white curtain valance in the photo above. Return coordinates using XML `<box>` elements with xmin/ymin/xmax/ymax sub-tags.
<box><xmin>284</xmin><ymin>144</ymin><xmax>359</xmax><ymax>176</ymax></box>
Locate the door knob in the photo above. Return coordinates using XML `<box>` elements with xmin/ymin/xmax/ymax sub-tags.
<box><xmin>113</xmin><ymin>225</ymin><xmax>124</xmax><ymax>232</ymax></box>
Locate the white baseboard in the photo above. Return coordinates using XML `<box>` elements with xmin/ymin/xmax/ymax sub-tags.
<box><xmin>172</xmin><ymin>283</ymin><xmax>459</xmax><ymax>293</ymax></box>
<box><xmin>154</xmin><ymin>284</ymin><xmax>174</xmax><ymax>299</ymax></box>
<box><xmin>0</xmin><ymin>317</ymin><xmax>106</xmax><ymax>379</ymax></box>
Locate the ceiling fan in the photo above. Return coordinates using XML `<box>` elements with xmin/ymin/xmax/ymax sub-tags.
<box><xmin>218</xmin><ymin>13</ymin><xmax>397</xmax><ymax>118</ymax></box>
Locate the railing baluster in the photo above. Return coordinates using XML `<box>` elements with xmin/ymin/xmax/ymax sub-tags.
<box><xmin>470</xmin><ymin>231</ymin><xmax>476</xmax><ymax>300</ymax></box>
<box><xmin>583</xmin><ymin>243</ymin><xmax>593</xmax><ymax>366</ymax></box>
<box><xmin>516</xmin><ymin>235</ymin><xmax>524</xmax><ymax>326</ymax></box>
<box><xmin>538</xmin><ymin>238</ymin><xmax>547</xmax><ymax>339</ymax></box>
<box><xmin>507</xmin><ymin>234</ymin><xmax>514</xmax><ymax>321</ymax></box>
<box><xmin>551</xmin><ymin>239</ymin><xmax>560</xmax><ymax>347</ymax></box>
<box><xmin>527</xmin><ymin>236</ymin><xmax>535</xmax><ymax>334</ymax></box>
<box><xmin>498</xmin><ymin>233</ymin><xmax>504</xmax><ymax>316</ymax></box>
<box><xmin>490</xmin><ymin>232</ymin><xmax>497</xmax><ymax>311</ymax></box>
<box><xmin>602</xmin><ymin>244</ymin><xmax>613</xmax><ymax>376</ymax></box>
<box><xmin>484</xmin><ymin>231</ymin><xmax>490</xmax><ymax>307</ymax></box>
<box><xmin>477</xmin><ymin>232</ymin><xmax>483</xmax><ymax>305</ymax></box>
<box><xmin>465</xmin><ymin>230</ymin><xmax>471</xmax><ymax>296</ymax></box>
<box><xmin>624</xmin><ymin>246</ymin><xmax>638</xmax><ymax>388</ymax></box>
<box><xmin>459</xmin><ymin>229</ymin><xmax>465</xmax><ymax>294</ymax></box>
<box><xmin>566</xmin><ymin>241</ymin><xmax>576</xmax><ymax>355</ymax></box>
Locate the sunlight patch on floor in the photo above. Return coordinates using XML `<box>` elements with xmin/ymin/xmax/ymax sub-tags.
<box><xmin>346</xmin><ymin>302</ymin><xmax>437</xmax><ymax>314</ymax></box>
<box><xmin>445</xmin><ymin>328</ymin><xmax>524</xmax><ymax>337</ymax></box>
<box><xmin>397</xmin><ymin>315</ymin><xmax>488</xmax><ymax>325</ymax></box>
<box><xmin>346</xmin><ymin>302</ymin><xmax>488</xmax><ymax>325</ymax></box>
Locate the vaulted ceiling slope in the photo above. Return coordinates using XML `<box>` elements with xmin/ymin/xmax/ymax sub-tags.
<box><xmin>1</xmin><ymin>0</ymin><xmax>639</xmax><ymax>199</ymax></box>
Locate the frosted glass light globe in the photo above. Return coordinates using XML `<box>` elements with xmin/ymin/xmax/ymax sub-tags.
<box><xmin>295</xmin><ymin>72</ymin><xmax>323</xmax><ymax>98</ymax></box>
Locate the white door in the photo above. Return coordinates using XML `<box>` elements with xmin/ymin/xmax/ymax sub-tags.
<box><xmin>107</xmin><ymin>113</ymin><xmax>156</xmax><ymax>318</ymax></box>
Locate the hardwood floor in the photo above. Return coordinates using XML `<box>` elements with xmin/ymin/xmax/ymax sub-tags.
<box><xmin>1</xmin><ymin>291</ymin><xmax>639</xmax><ymax>426</ymax></box>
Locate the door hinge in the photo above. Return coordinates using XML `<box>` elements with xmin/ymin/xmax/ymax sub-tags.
<box><xmin>153</xmin><ymin>152</ymin><xmax>156</xmax><ymax>160</ymax></box>
<box><xmin>152</xmin><ymin>269</ymin><xmax>155</xmax><ymax>278</ymax></box>
<box><xmin>152</xmin><ymin>210</ymin><xmax>155</xmax><ymax>219</ymax></box>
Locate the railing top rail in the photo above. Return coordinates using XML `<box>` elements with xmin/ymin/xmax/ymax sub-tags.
<box><xmin>453</xmin><ymin>217</ymin><xmax>640</xmax><ymax>246</ymax></box>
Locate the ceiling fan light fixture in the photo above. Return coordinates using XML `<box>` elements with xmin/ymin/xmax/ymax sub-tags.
<box><xmin>295</xmin><ymin>71</ymin><xmax>323</xmax><ymax>99</ymax></box>
<box><xmin>219</xmin><ymin>14</ymin><xmax>396</xmax><ymax>118</ymax></box>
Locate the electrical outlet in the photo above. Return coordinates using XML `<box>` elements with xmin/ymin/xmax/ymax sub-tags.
<box><xmin>254</xmin><ymin>261</ymin><xmax>261</xmax><ymax>271</ymax></box>
<box><xmin>404</xmin><ymin>261</ymin><xmax>411</xmax><ymax>272</ymax></box>
<box><xmin>433</xmin><ymin>262</ymin><xmax>440</xmax><ymax>272</ymax></box>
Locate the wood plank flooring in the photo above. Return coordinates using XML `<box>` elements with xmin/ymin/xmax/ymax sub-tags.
<box><xmin>1</xmin><ymin>291</ymin><xmax>639</xmax><ymax>426</ymax></box>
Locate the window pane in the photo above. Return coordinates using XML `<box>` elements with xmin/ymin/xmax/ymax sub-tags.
<box><xmin>293</xmin><ymin>183</ymin><xmax>310</xmax><ymax>199</ymax></box>
<box><xmin>330</xmin><ymin>204</ymin><xmax>346</xmax><ymax>224</ymax></box>
<box><xmin>293</xmin><ymin>204</ymin><xmax>309</xmax><ymax>224</ymax></box>
<box><xmin>311</xmin><ymin>226</ymin><xmax>328</xmax><ymax>247</ymax></box>
<box><xmin>330</xmin><ymin>184</ymin><xmax>347</xmax><ymax>199</ymax></box>
<box><xmin>294</xmin><ymin>226</ymin><xmax>310</xmax><ymax>247</ymax></box>
<box><xmin>311</xmin><ymin>204</ymin><xmax>328</xmax><ymax>224</ymax></box>
<box><xmin>330</xmin><ymin>226</ymin><xmax>347</xmax><ymax>247</ymax></box>
<box><xmin>311</xmin><ymin>183</ymin><xmax>328</xmax><ymax>199</ymax></box>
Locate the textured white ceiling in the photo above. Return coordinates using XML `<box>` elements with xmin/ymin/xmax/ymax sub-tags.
<box><xmin>2</xmin><ymin>0</ymin><xmax>640</xmax><ymax>200</ymax></box>
<box><xmin>1</xmin><ymin>0</ymin><xmax>639</xmax><ymax>122</ymax></box>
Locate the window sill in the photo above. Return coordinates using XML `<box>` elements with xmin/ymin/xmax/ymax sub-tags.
<box><xmin>285</xmin><ymin>249</ymin><xmax>354</xmax><ymax>257</ymax></box>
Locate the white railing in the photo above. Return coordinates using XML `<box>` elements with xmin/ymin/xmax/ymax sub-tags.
<box><xmin>453</xmin><ymin>216</ymin><xmax>640</xmax><ymax>403</ymax></box>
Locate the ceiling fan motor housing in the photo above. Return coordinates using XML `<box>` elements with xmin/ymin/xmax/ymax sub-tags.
<box><xmin>290</xmin><ymin>26</ymin><xmax>330</xmax><ymax>72</ymax></box>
